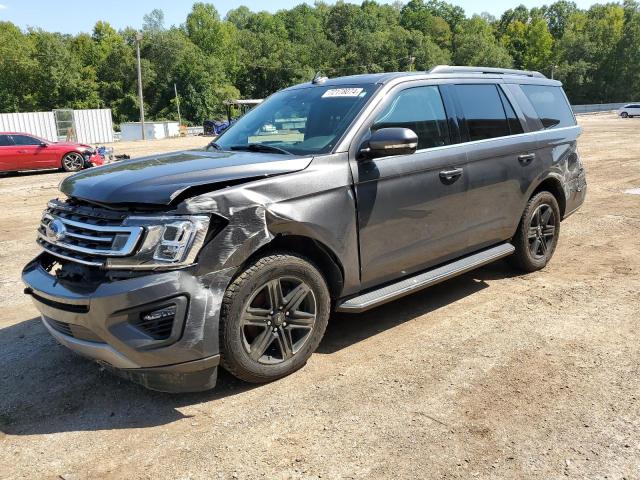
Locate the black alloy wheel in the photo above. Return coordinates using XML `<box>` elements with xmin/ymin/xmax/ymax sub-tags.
<box><xmin>240</xmin><ymin>277</ymin><xmax>317</xmax><ymax>365</ymax></box>
<box><xmin>527</xmin><ymin>203</ymin><xmax>557</xmax><ymax>260</ymax></box>
<box><xmin>510</xmin><ymin>191</ymin><xmax>561</xmax><ymax>272</ymax></box>
<box><xmin>220</xmin><ymin>253</ymin><xmax>330</xmax><ymax>383</ymax></box>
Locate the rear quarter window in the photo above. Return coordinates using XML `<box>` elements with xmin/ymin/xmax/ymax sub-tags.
<box><xmin>521</xmin><ymin>85</ymin><xmax>576</xmax><ymax>129</ymax></box>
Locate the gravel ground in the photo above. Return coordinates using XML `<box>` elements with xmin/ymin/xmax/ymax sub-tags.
<box><xmin>0</xmin><ymin>116</ymin><xmax>639</xmax><ymax>479</ymax></box>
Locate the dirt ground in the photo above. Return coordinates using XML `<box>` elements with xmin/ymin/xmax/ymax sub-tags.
<box><xmin>1</xmin><ymin>116</ymin><xmax>639</xmax><ymax>479</ymax></box>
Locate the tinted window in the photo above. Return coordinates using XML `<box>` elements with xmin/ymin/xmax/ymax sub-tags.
<box><xmin>215</xmin><ymin>85</ymin><xmax>376</xmax><ymax>155</ymax></box>
<box><xmin>455</xmin><ymin>84</ymin><xmax>511</xmax><ymax>141</ymax></box>
<box><xmin>498</xmin><ymin>87</ymin><xmax>524</xmax><ymax>135</ymax></box>
<box><xmin>372</xmin><ymin>86</ymin><xmax>450</xmax><ymax>149</ymax></box>
<box><xmin>11</xmin><ymin>135</ymin><xmax>41</xmax><ymax>146</ymax></box>
<box><xmin>0</xmin><ymin>135</ymin><xmax>12</xmax><ymax>146</ymax></box>
<box><xmin>521</xmin><ymin>85</ymin><xmax>576</xmax><ymax>129</ymax></box>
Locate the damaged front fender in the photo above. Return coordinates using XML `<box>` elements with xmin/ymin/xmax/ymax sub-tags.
<box><xmin>180</xmin><ymin>153</ymin><xmax>361</xmax><ymax>297</ymax></box>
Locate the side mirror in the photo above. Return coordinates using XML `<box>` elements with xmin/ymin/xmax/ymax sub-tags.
<box><xmin>359</xmin><ymin>128</ymin><xmax>418</xmax><ymax>159</ymax></box>
<box><xmin>39</xmin><ymin>142</ymin><xmax>48</xmax><ymax>147</ymax></box>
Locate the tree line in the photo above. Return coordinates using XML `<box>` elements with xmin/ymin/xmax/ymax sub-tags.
<box><xmin>1</xmin><ymin>0</ymin><xmax>639</xmax><ymax>126</ymax></box>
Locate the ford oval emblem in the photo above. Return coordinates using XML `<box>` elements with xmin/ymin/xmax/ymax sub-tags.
<box><xmin>46</xmin><ymin>218</ymin><xmax>67</xmax><ymax>242</ymax></box>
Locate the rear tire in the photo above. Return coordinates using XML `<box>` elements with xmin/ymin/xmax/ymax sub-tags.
<box><xmin>220</xmin><ymin>253</ymin><xmax>331</xmax><ymax>384</ymax></box>
<box><xmin>62</xmin><ymin>152</ymin><xmax>85</xmax><ymax>172</ymax></box>
<box><xmin>621</xmin><ymin>112</ymin><xmax>629</xmax><ymax>118</ymax></box>
<box><xmin>509</xmin><ymin>192</ymin><xmax>561</xmax><ymax>272</ymax></box>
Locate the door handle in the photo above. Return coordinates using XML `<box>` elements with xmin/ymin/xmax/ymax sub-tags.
<box><xmin>439</xmin><ymin>168</ymin><xmax>463</xmax><ymax>184</ymax></box>
<box><xmin>18</xmin><ymin>150</ymin><xmax>28</xmax><ymax>154</ymax></box>
<box><xmin>518</xmin><ymin>153</ymin><xmax>536</xmax><ymax>165</ymax></box>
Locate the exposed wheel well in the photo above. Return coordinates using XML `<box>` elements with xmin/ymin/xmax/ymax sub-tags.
<box><xmin>531</xmin><ymin>177</ymin><xmax>566</xmax><ymax>218</ymax></box>
<box><xmin>243</xmin><ymin>235</ymin><xmax>344</xmax><ymax>299</ymax></box>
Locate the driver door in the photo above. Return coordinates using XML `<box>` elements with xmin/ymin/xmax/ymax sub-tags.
<box><xmin>352</xmin><ymin>84</ymin><xmax>472</xmax><ymax>288</ymax></box>
<box><xmin>10</xmin><ymin>135</ymin><xmax>56</xmax><ymax>169</ymax></box>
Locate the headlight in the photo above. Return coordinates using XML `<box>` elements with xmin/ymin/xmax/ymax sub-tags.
<box><xmin>105</xmin><ymin>215</ymin><xmax>211</xmax><ymax>270</ymax></box>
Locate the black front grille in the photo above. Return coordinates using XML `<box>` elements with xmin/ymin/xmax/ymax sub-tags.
<box><xmin>47</xmin><ymin>318</ymin><xmax>73</xmax><ymax>336</ymax></box>
<box><xmin>45</xmin><ymin>319</ymin><xmax>104</xmax><ymax>343</ymax></box>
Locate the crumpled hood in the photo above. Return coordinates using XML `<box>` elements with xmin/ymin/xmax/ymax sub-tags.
<box><xmin>60</xmin><ymin>150</ymin><xmax>312</xmax><ymax>206</ymax></box>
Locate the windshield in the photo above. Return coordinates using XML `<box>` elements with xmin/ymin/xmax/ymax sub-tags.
<box><xmin>212</xmin><ymin>85</ymin><xmax>376</xmax><ymax>155</ymax></box>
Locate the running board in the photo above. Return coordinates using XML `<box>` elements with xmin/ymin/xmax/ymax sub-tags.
<box><xmin>336</xmin><ymin>243</ymin><xmax>515</xmax><ymax>313</ymax></box>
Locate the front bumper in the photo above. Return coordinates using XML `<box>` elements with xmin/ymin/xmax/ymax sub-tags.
<box><xmin>22</xmin><ymin>256</ymin><xmax>228</xmax><ymax>392</ymax></box>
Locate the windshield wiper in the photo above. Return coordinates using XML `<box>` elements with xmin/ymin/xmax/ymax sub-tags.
<box><xmin>229</xmin><ymin>143</ymin><xmax>291</xmax><ymax>155</ymax></box>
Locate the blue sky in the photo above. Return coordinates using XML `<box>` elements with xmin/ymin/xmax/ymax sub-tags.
<box><xmin>0</xmin><ymin>0</ymin><xmax>601</xmax><ymax>34</ymax></box>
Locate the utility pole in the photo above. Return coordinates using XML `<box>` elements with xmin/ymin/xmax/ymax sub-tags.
<box><xmin>551</xmin><ymin>64</ymin><xmax>558</xmax><ymax>80</ymax></box>
<box><xmin>174</xmin><ymin>83</ymin><xmax>182</xmax><ymax>126</ymax></box>
<box><xmin>135</xmin><ymin>32</ymin><xmax>146</xmax><ymax>140</ymax></box>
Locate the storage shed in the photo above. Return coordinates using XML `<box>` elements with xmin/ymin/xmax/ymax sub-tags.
<box><xmin>120</xmin><ymin>121</ymin><xmax>180</xmax><ymax>141</ymax></box>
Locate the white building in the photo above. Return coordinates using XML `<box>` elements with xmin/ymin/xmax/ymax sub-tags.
<box><xmin>120</xmin><ymin>121</ymin><xmax>180</xmax><ymax>141</ymax></box>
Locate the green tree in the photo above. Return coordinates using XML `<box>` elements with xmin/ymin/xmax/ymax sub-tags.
<box><xmin>0</xmin><ymin>22</ymin><xmax>37</xmax><ymax>111</ymax></box>
<box><xmin>454</xmin><ymin>16</ymin><xmax>513</xmax><ymax>67</ymax></box>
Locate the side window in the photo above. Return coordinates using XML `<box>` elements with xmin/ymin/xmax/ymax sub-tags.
<box><xmin>11</xmin><ymin>135</ymin><xmax>41</xmax><ymax>146</ymax></box>
<box><xmin>0</xmin><ymin>135</ymin><xmax>13</xmax><ymax>146</ymax></box>
<box><xmin>455</xmin><ymin>84</ymin><xmax>511</xmax><ymax>141</ymax></box>
<box><xmin>520</xmin><ymin>85</ymin><xmax>576</xmax><ymax>129</ymax></box>
<box><xmin>498</xmin><ymin>87</ymin><xmax>524</xmax><ymax>135</ymax></box>
<box><xmin>372</xmin><ymin>86</ymin><xmax>450</xmax><ymax>150</ymax></box>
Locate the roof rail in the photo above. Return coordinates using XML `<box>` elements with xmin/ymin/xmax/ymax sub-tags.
<box><xmin>429</xmin><ymin>65</ymin><xmax>547</xmax><ymax>79</ymax></box>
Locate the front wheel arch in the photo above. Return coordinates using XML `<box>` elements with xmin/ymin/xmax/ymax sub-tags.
<box><xmin>237</xmin><ymin>234</ymin><xmax>345</xmax><ymax>301</ymax></box>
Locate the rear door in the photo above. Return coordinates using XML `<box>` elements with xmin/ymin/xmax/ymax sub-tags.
<box><xmin>0</xmin><ymin>134</ymin><xmax>16</xmax><ymax>171</ymax></box>
<box><xmin>630</xmin><ymin>104</ymin><xmax>640</xmax><ymax>116</ymax></box>
<box><xmin>516</xmin><ymin>83</ymin><xmax>582</xmax><ymax>213</ymax></box>
<box><xmin>351</xmin><ymin>82</ymin><xmax>472</xmax><ymax>288</ymax></box>
<box><xmin>451</xmin><ymin>82</ymin><xmax>538</xmax><ymax>250</ymax></box>
<box><xmin>10</xmin><ymin>134</ymin><xmax>57</xmax><ymax>170</ymax></box>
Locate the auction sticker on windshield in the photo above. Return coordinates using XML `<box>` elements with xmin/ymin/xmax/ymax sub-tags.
<box><xmin>322</xmin><ymin>88</ymin><xmax>364</xmax><ymax>98</ymax></box>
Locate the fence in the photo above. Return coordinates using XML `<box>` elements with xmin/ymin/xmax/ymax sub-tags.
<box><xmin>572</xmin><ymin>103</ymin><xmax>627</xmax><ymax>114</ymax></box>
<box><xmin>72</xmin><ymin>109</ymin><xmax>114</xmax><ymax>143</ymax></box>
<box><xmin>0</xmin><ymin>109</ymin><xmax>114</xmax><ymax>143</ymax></box>
<box><xmin>0</xmin><ymin>111</ymin><xmax>57</xmax><ymax>141</ymax></box>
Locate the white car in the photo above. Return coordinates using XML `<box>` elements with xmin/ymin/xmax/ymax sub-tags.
<box><xmin>619</xmin><ymin>104</ymin><xmax>640</xmax><ymax>118</ymax></box>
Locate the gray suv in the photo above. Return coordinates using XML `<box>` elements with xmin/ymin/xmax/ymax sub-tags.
<box><xmin>22</xmin><ymin>66</ymin><xmax>586</xmax><ymax>392</ymax></box>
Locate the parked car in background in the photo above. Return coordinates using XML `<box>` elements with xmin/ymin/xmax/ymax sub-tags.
<box><xmin>0</xmin><ymin>132</ymin><xmax>103</xmax><ymax>173</ymax></box>
<box><xmin>618</xmin><ymin>104</ymin><xmax>640</xmax><ymax>118</ymax></box>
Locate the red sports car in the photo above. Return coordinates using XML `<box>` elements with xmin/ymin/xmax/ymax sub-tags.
<box><xmin>0</xmin><ymin>132</ymin><xmax>104</xmax><ymax>173</ymax></box>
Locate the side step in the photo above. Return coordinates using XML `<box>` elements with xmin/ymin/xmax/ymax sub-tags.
<box><xmin>336</xmin><ymin>243</ymin><xmax>515</xmax><ymax>313</ymax></box>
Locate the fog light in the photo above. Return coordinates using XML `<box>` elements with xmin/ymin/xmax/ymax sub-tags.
<box><xmin>141</xmin><ymin>305</ymin><xmax>177</xmax><ymax>322</ymax></box>
<box><xmin>137</xmin><ymin>305</ymin><xmax>177</xmax><ymax>340</ymax></box>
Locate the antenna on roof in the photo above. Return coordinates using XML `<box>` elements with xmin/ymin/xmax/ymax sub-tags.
<box><xmin>312</xmin><ymin>71</ymin><xmax>328</xmax><ymax>84</ymax></box>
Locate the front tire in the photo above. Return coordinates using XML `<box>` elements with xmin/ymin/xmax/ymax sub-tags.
<box><xmin>621</xmin><ymin>112</ymin><xmax>629</xmax><ymax>118</ymax></box>
<box><xmin>510</xmin><ymin>192</ymin><xmax>561</xmax><ymax>272</ymax></box>
<box><xmin>62</xmin><ymin>152</ymin><xmax>85</xmax><ymax>172</ymax></box>
<box><xmin>220</xmin><ymin>253</ymin><xmax>331</xmax><ymax>383</ymax></box>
